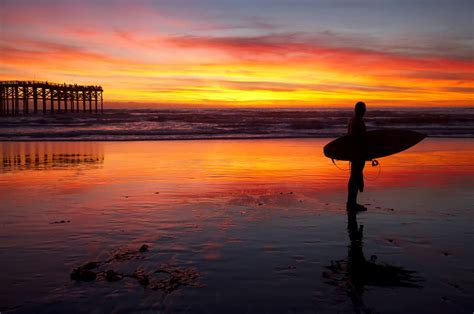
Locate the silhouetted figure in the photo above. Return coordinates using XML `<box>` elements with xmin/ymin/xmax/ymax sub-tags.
<box><xmin>347</xmin><ymin>102</ymin><xmax>367</xmax><ymax>211</ymax></box>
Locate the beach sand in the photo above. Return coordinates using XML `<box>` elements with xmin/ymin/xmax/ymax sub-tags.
<box><xmin>0</xmin><ymin>138</ymin><xmax>473</xmax><ymax>313</ymax></box>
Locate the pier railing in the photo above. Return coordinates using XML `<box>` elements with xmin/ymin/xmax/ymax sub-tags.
<box><xmin>0</xmin><ymin>81</ymin><xmax>104</xmax><ymax>115</ymax></box>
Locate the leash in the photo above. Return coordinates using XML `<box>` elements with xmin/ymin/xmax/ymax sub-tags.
<box><xmin>331</xmin><ymin>158</ymin><xmax>382</xmax><ymax>181</ymax></box>
<box><xmin>331</xmin><ymin>158</ymin><xmax>350</xmax><ymax>171</ymax></box>
<box><xmin>365</xmin><ymin>159</ymin><xmax>381</xmax><ymax>181</ymax></box>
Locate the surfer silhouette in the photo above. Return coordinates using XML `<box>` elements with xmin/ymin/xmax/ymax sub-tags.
<box><xmin>323</xmin><ymin>103</ymin><xmax>426</xmax><ymax>210</ymax></box>
<box><xmin>347</xmin><ymin>102</ymin><xmax>367</xmax><ymax>211</ymax></box>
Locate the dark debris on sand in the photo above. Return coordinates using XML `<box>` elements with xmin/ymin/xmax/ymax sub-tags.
<box><xmin>70</xmin><ymin>245</ymin><xmax>147</xmax><ymax>282</ymax></box>
<box><xmin>50</xmin><ymin>220</ymin><xmax>71</xmax><ymax>224</ymax></box>
<box><xmin>139</xmin><ymin>244</ymin><xmax>149</xmax><ymax>252</ymax></box>
<box><xmin>105</xmin><ymin>269</ymin><xmax>124</xmax><ymax>282</ymax></box>
<box><xmin>70</xmin><ymin>267</ymin><xmax>97</xmax><ymax>282</ymax></box>
<box><xmin>150</xmin><ymin>265</ymin><xmax>201</xmax><ymax>293</ymax></box>
<box><xmin>70</xmin><ymin>261</ymin><xmax>101</xmax><ymax>281</ymax></box>
<box><xmin>130</xmin><ymin>265</ymin><xmax>201</xmax><ymax>293</ymax></box>
<box><xmin>70</xmin><ymin>244</ymin><xmax>200</xmax><ymax>294</ymax></box>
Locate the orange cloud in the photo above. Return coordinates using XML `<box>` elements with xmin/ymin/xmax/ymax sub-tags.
<box><xmin>1</xmin><ymin>4</ymin><xmax>472</xmax><ymax>107</ymax></box>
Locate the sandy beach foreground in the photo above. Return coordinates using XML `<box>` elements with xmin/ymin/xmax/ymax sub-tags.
<box><xmin>0</xmin><ymin>139</ymin><xmax>473</xmax><ymax>313</ymax></box>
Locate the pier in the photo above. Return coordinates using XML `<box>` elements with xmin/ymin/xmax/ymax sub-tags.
<box><xmin>0</xmin><ymin>81</ymin><xmax>103</xmax><ymax>115</ymax></box>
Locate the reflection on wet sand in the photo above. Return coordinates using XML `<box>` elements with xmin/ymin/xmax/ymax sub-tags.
<box><xmin>0</xmin><ymin>139</ymin><xmax>472</xmax><ymax>313</ymax></box>
<box><xmin>324</xmin><ymin>210</ymin><xmax>422</xmax><ymax>313</ymax></box>
<box><xmin>1</xmin><ymin>142</ymin><xmax>104</xmax><ymax>172</ymax></box>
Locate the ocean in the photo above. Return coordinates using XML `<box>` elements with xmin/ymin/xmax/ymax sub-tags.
<box><xmin>1</xmin><ymin>107</ymin><xmax>473</xmax><ymax>141</ymax></box>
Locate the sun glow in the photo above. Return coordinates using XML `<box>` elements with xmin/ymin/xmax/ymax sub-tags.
<box><xmin>1</xmin><ymin>1</ymin><xmax>472</xmax><ymax>107</ymax></box>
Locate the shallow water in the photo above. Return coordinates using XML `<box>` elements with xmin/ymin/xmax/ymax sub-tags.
<box><xmin>0</xmin><ymin>139</ymin><xmax>473</xmax><ymax>313</ymax></box>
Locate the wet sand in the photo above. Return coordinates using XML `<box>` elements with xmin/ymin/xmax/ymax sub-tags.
<box><xmin>0</xmin><ymin>139</ymin><xmax>473</xmax><ymax>313</ymax></box>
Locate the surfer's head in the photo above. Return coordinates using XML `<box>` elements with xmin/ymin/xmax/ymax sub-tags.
<box><xmin>354</xmin><ymin>101</ymin><xmax>366</xmax><ymax>117</ymax></box>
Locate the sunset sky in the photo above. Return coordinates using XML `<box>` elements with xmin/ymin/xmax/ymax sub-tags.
<box><xmin>1</xmin><ymin>0</ymin><xmax>472</xmax><ymax>108</ymax></box>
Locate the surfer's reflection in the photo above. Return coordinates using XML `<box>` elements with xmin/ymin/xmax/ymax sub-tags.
<box><xmin>323</xmin><ymin>211</ymin><xmax>422</xmax><ymax>312</ymax></box>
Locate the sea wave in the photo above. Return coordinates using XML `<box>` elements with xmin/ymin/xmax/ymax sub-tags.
<box><xmin>0</xmin><ymin>108</ymin><xmax>473</xmax><ymax>141</ymax></box>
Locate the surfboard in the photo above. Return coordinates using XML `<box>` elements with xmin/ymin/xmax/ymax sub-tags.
<box><xmin>323</xmin><ymin>129</ymin><xmax>426</xmax><ymax>161</ymax></box>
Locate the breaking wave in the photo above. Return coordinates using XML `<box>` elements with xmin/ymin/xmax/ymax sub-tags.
<box><xmin>0</xmin><ymin>107</ymin><xmax>473</xmax><ymax>141</ymax></box>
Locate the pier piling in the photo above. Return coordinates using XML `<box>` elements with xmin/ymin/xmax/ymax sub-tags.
<box><xmin>0</xmin><ymin>81</ymin><xmax>103</xmax><ymax>115</ymax></box>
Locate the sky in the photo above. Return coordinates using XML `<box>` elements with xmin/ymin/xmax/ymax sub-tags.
<box><xmin>0</xmin><ymin>0</ymin><xmax>473</xmax><ymax>108</ymax></box>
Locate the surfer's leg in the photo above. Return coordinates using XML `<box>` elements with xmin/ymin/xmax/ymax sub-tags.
<box><xmin>347</xmin><ymin>161</ymin><xmax>359</xmax><ymax>205</ymax></box>
<box><xmin>348</xmin><ymin>160</ymin><xmax>367</xmax><ymax>211</ymax></box>
<box><xmin>358</xmin><ymin>161</ymin><xmax>365</xmax><ymax>192</ymax></box>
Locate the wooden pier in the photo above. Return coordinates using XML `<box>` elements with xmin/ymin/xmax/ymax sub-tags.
<box><xmin>0</xmin><ymin>81</ymin><xmax>103</xmax><ymax>115</ymax></box>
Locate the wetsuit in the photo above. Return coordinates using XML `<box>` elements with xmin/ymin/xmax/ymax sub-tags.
<box><xmin>347</xmin><ymin>116</ymin><xmax>366</xmax><ymax>206</ymax></box>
